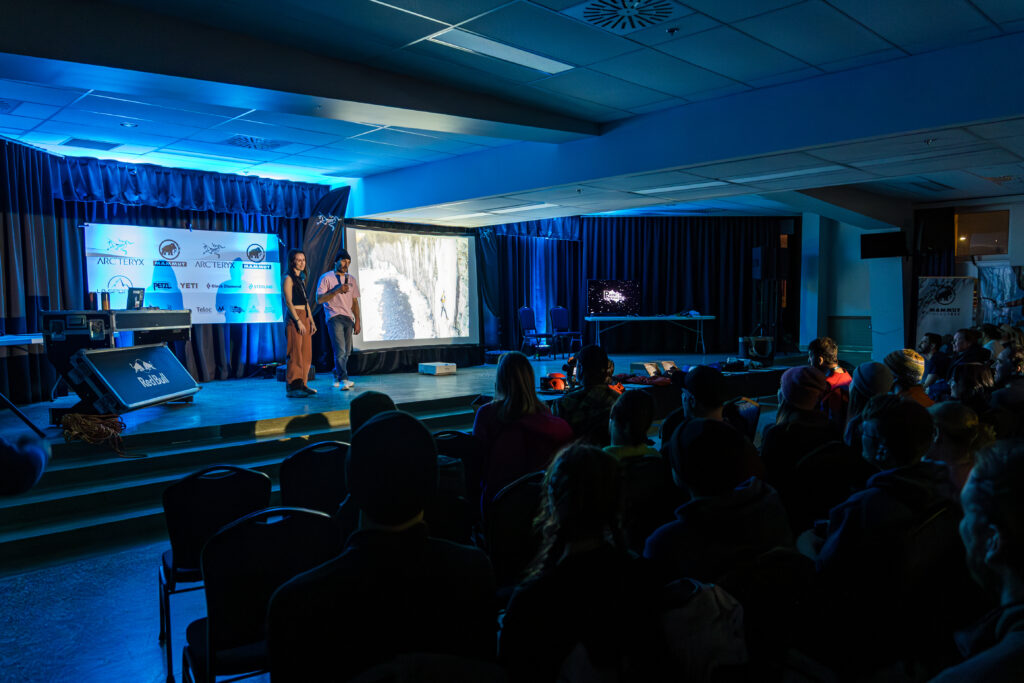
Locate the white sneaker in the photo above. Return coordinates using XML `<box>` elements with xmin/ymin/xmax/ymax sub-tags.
<box><xmin>333</xmin><ymin>379</ymin><xmax>341</xmax><ymax>388</ymax></box>
<box><xmin>343</xmin><ymin>380</ymin><xmax>355</xmax><ymax>389</ymax></box>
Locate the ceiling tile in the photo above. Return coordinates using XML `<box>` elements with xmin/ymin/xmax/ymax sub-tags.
<box><xmin>240</xmin><ymin>111</ymin><xmax>378</xmax><ymax>139</ymax></box>
<box><xmin>163</xmin><ymin>140</ymin><xmax>286</xmax><ymax>162</ymax></box>
<box><xmin>461</xmin><ymin>2</ymin><xmax>637</xmax><ymax>65</ymax></box>
<box><xmin>658</xmin><ymin>26</ymin><xmax>809</xmax><ymax>83</ymax></box>
<box><xmin>584</xmin><ymin>170</ymin><xmax>714</xmax><ymax>190</ymax></box>
<box><xmin>740</xmin><ymin>166</ymin><xmax>875</xmax><ymax>190</ymax></box>
<box><xmin>69</xmin><ymin>94</ymin><xmax>231</xmax><ymax>129</ymax></box>
<box><xmin>0</xmin><ymin>113</ymin><xmax>42</xmax><ymax>130</ymax></box>
<box><xmin>379</xmin><ymin>0</ymin><xmax>510</xmax><ymax>24</ymax></box>
<box><xmin>506</xmin><ymin>79</ymin><xmax>634</xmax><ymax>121</ymax></box>
<box><xmin>623</xmin><ymin>12</ymin><xmax>719</xmax><ymax>46</ymax></box>
<box><xmin>589</xmin><ymin>48</ymin><xmax>740</xmax><ymax>97</ymax></box>
<box><xmin>532</xmin><ymin>69</ymin><xmax>678</xmax><ymax>109</ymax></box>
<box><xmin>827</xmin><ymin>0</ymin><xmax>997</xmax><ymax>53</ymax></box>
<box><xmin>679</xmin><ymin>0</ymin><xmax>804</xmax><ymax>23</ymax></box>
<box><xmin>52</xmin><ymin>108</ymin><xmax>202</xmax><ymax>139</ymax></box>
<box><xmin>968</xmin><ymin>118</ymin><xmax>1024</xmax><ymax>140</ymax></box>
<box><xmin>685</xmin><ymin>152</ymin><xmax>830</xmax><ymax>178</ymax></box>
<box><xmin>969</xmin><ymin>0</ymin><xmax>1024</xmax><ymax>25</ymax></box>
<box><xmin>808</xmin><ymin>129</ymin><xmax>986</xmax><ymax>163</ymax></box>
<box><xmin>736</xmin><ymin>0</ymin><xmax>895</xmax><ymax>65</ymax></box>
<box><xmin>856</xmin><ymin>149</ymin><xmax>1022</xmax><ymax>176</ymax></box>
<box><xmin>989</xmin><ymin>136</ymin><xmax>1024</xmax><ymax>158</ymax></box>
<box><xmin>354</xmin><ymin>128</ymin><xmax>444</xmax><ymax>148</ymax></box>
<box><xmin>195</xmin><ymin>120</ymin><xmax>341</xmax><ymax>147</ymax></box>
<box><xmin>35</xmin><ymin>120</ymin><xmax>178</xmax><ymax>148</ymax></box>
<box><xmin>88</xmin><ymin>90</ymin><xmax>250</xmax><ymax>118</ymax></box>
<box><xmin>402</xmin><ymin>41</ymin><xmax>551</xmax><ymax>83</ymax></box>
<box><xmin>816</xmin><ymin>48</ymin><xmax>906</xmax><ymax>73</ymax></box>
<box><xmin>0</xmin><ymin>80</ymin><xmax>85</xmax><ymax>106</ymax></box>
<box><xmin>11</xmin><ymin>102</ymin><xmax>60</xmax><ymax>119</ymax></box>
<box><xmin>628</xmin><ymin>98</ymin><xmax>687</xmax><ymax>114</ymax></box>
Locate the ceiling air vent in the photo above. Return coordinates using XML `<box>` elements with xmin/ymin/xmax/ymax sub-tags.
<box><xmin>563</xmin><ymin>0</ymin><xmax>685</xmax><ymax>35</ymax></box>
<box><xmin>0</xmin><ymin>99</ymin><xmax>22</xmax><ymax>114</ymax></box>
<box><xmin>63</xmin><ymin>138</ymin><xmax>121</xmax><ymax>151</ymax></box>
<box><xmin>225</xmin><ymin>134</ymin><xmax>285</xmax><ymax>151</ymax></box>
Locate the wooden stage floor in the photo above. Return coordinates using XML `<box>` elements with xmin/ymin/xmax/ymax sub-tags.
<box><xmin>2</xmin><ymin>351</ymin><xmax>797</xmax><ymax>444</ymax></box>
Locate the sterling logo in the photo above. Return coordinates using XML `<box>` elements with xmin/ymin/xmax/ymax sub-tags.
<box><xmin>129</xmin><ymin>359</ymin><xmax>157</xmax><ymax>373</ymax></box>
<box><xmin>107</xmin><ymin>275</ymin><xmax>133</xmax><ymax>291</ymax></box>
<box><xmin>246</xmin><ymin>244</ymin><xmax>265</xmax><ymax>263</ymax></box>
<box><xmin>158</xmin><ymin>239</ymin><xmax>180</xmax><ymax>259</ymax></box>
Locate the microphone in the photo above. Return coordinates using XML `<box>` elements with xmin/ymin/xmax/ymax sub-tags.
<box><xmin>344</xmin><ymin>274</ymin><xmax>349</xmax><ymax>286</ymax></box>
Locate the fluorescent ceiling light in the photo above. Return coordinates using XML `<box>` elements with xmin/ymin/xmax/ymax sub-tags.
<box><xmin>727</xmin><ymin>165</ymin><xmax>845</xmax><ymax>183</ymax></box>
<box><xmin>635</xmin><ymin>180</ymin><xmax>728</xmax><ymax>194</ymax></box>
<box><xmin>491</xmin><ymin>203</ymin><xmax>558</xmax><ymax>213</ymax></box>
<box><xmin>441</xmin><ymin>212</ymin><xmax>491</xmax><ymax>220</ymax></box>
<box><xmin>429</xmin><ymin>29</ymin><xmax>573</xmax><ymax>74</ymax></box>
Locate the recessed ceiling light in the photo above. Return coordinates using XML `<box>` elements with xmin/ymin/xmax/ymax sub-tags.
<box><xmin>429</xmin><ymin>29</ymin><xmax>573</xmax><ymax>74</ymax></box>
<box><xmin>727</xmin><ymin>165</ymin><xmax>845</xmax><ymax>184</ymax></box>
<box><xmin>441</xmin><ymin>212</ymin><xmax>491</xmax><ymax>220</ymax></box>
<box><xmin>491</xmin><ymin>203</ymin><xmax>558</xmax><ymax>213</ymax></box>
<box><xmin>635</xmin><ymin>180</ymin><xmax>728</xmax><ymax>194</ymax></box>
<box><xmin>959</xmin><ymin>236</ymin><xmax>967</xmax><ymax>241</ymax></box>
<box><xmin>120</xmin><ymin>122</ymin><xmax>138</xmax><ymax>128</ymax></box>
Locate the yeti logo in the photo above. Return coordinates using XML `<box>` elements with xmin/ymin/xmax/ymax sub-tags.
<box><xmin>107</xmin><ymin>239</ymin><xmax>133</xmax><ymax>255</ymax></box>
<box><xmin>202</xmin><ymin>243</ymin><xmax>225</xmax><ymax>259</ymax></box>
<box><xmin>158</xmin><ymin>240</ymin><xmax>180</xmax><ymax>259</ymax></box>
<box><xmin>107</xmin><ymin>275</ymin><xmax>133</xmax><ymax>291</ymax></box>
<box><xmin>246</xmin><ymin>244</ymin><xmax>265</xmax><ymax>263</ymax></box>
<box><xmin>129</xmin><ymin>359</ymin><xmax>157</xmax><ymax>373</ymax></box>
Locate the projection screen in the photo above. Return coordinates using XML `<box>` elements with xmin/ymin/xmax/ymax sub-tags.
<box><xmin>343</xmin><ymin>226</ymin><xmax>479</xmax><ymax>351</ymax></box>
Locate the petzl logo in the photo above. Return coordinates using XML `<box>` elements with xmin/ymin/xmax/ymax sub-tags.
<box><xmin>107</xmin><ymin>275</ymin><xmax>133</xmax><ymax>291</ymax></box>
<box><xmin>158</xmin><ymin>239</ymin><xmax>180</xmax><ymax>259</ymax></box>
<box><xmin>129</xmin><ymin>359</ymin><xmax>157</xmax><ymax>373</ymax></box>
<box><xmin>246</xmin><ymin>244</ymin><xmax>265</xmax><ymax>263</ymax></box>
<box><xmin>153</xmin><ymin>282</ymin><xmax>173</xmax><ymax>290</ymax></box>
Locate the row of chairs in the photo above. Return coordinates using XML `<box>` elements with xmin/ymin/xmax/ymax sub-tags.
<box><xmin>519</xmin><ymin>305</ymin><xmax>582</xmax><ymax>359</ymax></box>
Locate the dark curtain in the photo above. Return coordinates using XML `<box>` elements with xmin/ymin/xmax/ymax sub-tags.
<box><xmin>1</xmin><ymin>139</ymin><xmax>329</xmax><ymax>403</ymax></box>
<box><xmin>908</xmin><ymin>207</ymin><xmax>956</xmax><ymax>346</ymax></box>
<box><xmin>580</xmin><ymin>216</ymin><xmax>780</xmax><ymax>353</ymax></box>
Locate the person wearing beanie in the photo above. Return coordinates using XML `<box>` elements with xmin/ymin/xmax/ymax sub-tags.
<box><xmin>553</xmin><ymin>344</ymin><xmax>621</xmax><ymax>446</ymax></box>
<box><xmin>884</xmin><ymin>348</ymin><xmax>933</xmax><ymax>408</ymax></box>
<box><xmin>268</xmin><ymin>410</ymin><xmax>496</xmax><ymax>682</ymax></box>
<box><xmin>760</xmin><ymin>366</ymin><xmax>840</xmax><ymax>511</ymax></box>
<box><xmin>645</xmin><ymin>419</ymin><xmax>792</xmax><ymax>582</ymax></box>
<box><xmin>658</xmin><ymin>365</ymin><xmax>730</xmax><ymax>451</ymax></box>
<box><xmin>844</xmin><ymin>361</ymin><xmax>894</xmax><ymax>455</ymax></box>
<box><xmin>348</xmin><ymin>390</ymin><xmax>397</xmax><ymax>434</ymax></box>
<box><xmin>315</xmin><ymin>247</ymin><xmax>361</xmax><ymax>391</ymax></box>
<box><xmin>808</xmin><ymin>337</ymin><xmax>853</xmax><ymax>426</ymax></box>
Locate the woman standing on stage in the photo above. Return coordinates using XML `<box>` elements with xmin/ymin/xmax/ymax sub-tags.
<box><xmin>283</xmin><ymin>249</ymin><xmax>317</xmax><ymax>397</ymax></box>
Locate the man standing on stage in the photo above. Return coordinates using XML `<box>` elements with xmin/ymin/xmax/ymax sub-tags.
<box><xmin>317</xmin><ymin>249</ymin><xmax>361</xmax><ymax>391</ymax></box>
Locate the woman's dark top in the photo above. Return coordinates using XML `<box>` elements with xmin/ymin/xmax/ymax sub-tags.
<box><xmin>288</xmin><ymin>272</ymin><xmax>308</xmax><ymax>308</ymax></box>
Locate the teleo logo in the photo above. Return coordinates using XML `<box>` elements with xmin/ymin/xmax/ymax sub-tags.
<box><xmin>107</xmin><ymin>275</ymin><xmax>133</xmax><ymax>291</ymax></box>
<box><xmin>246</xmin><ymin>244</ymin><xmax>265</xmax><ymax>263</ymax></box>
<box><xmin>158</xmin><ymin>240</ymin><xmax>180</xmax><ymax>259</ymax></box>
<box><xmin>196</xmin><ymin>306</ymin><xmax>212</xmax><ymax>313</ymax></box>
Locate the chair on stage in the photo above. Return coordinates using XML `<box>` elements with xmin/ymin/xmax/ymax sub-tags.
<box><xmin>159</xmin><ymin>465</ymin><xmax>272</xmax><ymax>683</ymax></box>
<box><xmin>181</xmin><ymin>507</ymin><xmax>343</xmax><ymax>683</ymax></box>
<box><xmin>549</xmin><ymin>306</ymin><xmax>582</xmax><ymax>358</ymax></box>
<box><xmin>518</xmin><ymin>306</ymin><xmax>553</xmax><ymax>359</ymax></box>
<box><xmin>279</xmin><ymin>441</ymin><xmax>349</xmax><ymax>515</ymax></box>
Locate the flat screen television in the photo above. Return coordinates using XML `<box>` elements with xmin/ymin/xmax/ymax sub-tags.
<box><xmin>587</xmin><ymin>279</ymin><xmax>641</xmax><ymax>316</ymax></box>
<box><xmin>861</xmin><ymin>231</ymin><xmax>907</xmax><ymax>259</ymax></box>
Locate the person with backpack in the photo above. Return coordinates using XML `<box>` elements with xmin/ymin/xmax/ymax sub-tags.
<box><xmin>808</xmin><ymin>337</ymin><xmax>852</xmax><ymax>427</ymax></box>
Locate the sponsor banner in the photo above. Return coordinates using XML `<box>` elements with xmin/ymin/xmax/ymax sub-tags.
<box><xmin>84</xmin><ymin>224</ymin><xmax>282</xmax><ymax>324</ymax></box>
<box><xmin>916</xmin><ymin>277</ymin><xmax>976</xmax><ymax>339</ymax></box>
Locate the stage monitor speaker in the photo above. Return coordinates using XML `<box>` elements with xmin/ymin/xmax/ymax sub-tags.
<box><xmin>67</xmin><ymin>343</ymin><xmax>199</xmax><ymax>414</ymax></box>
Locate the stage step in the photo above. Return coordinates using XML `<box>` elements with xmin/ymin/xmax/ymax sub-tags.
<box><xmin>0</xmin><ymin>395</ymin><xmax>480</xmax><ymax>577</ymax></box>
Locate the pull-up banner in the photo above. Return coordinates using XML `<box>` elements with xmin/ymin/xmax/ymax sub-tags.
<box><xmin>83</xmin><ymin>223</ymin><xmax>282</xmax><ymax>324</ymax></box>
<box><xmin>916</xmin><ymin>276</ymin><xmax>976</xmax><ymax>339</ymax></box>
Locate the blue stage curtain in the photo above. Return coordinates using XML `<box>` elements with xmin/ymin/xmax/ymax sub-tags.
<box><xmin>1</xmin><ymin>139</ymin><xmax>326</xmax><ymax>403</ymax></box>
<box><xmin>50</xmin><ymin>156</ymin><xmax>327</xmax><ymax>219</ymax></box>
<box><xmin>488</xmin><ymin>216</ymin><xmax>580</xmax><ymax>241</ymax></box>
<box><xmin>580</xmin><ymin>215</ymin><xmax>781</xmax><ymax>353</ymax></box>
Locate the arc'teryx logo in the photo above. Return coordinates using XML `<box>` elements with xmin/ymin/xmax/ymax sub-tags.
<box><xmin>202</xmin><ymin>243</ymin><xmax>225</xmax><ymax>259</ymax></box>
<box><xmin>107</xmin><ymin>239</ymin><xmax>133</xmax><ymax>255</ymax></box>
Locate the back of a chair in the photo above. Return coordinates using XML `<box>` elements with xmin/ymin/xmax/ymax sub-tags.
<box><xmin>201</xmin><ymin>507</ymin><xmax>343</xmax><ymax>654</ymax></box>
<box><xmin>485</xmin><ymin>470</ymin><xmax>545</xmax><ymax>588</ymax></box>
<box><xmin>620</xmin><ymin>456</ymin><xmax>680</xmax><ymax>554</ymax></box>
<box><xmin>279</xmin><ymin>441</ymin><xmax>349</xmax><ymax>514</ymax></box>
<box><xmin>518</xmin><ymin>306</ymin><xmax>538</xmax><ymax>334</ymax></box>
<box><xmin>550</xmin><ymin>306</ymin><xmax>570</xmax><ymax>334</ymax></box>
<box><xmin>162</xmin><ymin>465</ymin><xmax>272</xmax><ymax>571</ymax></box>
<box><xmin>434</xmin><ymin>430</ymin><xmax>485</xmax><ymax>516</ymax></box>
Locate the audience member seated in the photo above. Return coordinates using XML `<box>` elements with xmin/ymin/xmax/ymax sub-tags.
<box><xmin>991</xmin><ymin>345</ymin><xmax>1024</xmax><ymax>435</ymax></box>
<box><xmin>645</xmin><ymin>419</ymin><xmax>792</xmax><ymax>583</ymax></box>
<box><xmin>885</xmin><ymin>348</ymin><xmax>933</xmax><ymax>407</ymax></box>
<box><xmin>0</xmin><ymin>434</ymin><xmax>49</xmax><ymax>496</ymax></box>
<box><xmin>980</xmin><ymin>323</ymin><xmax>1005</xmax><ymax>361</ymax></box>
<box><xmin>951</xmin><ymin>362</ymin><xmax>1009</xmax><ymax>436</ymax></box>
<box><xmin>927</xmin><ymin>402</ymin><xmax>994</xmax><ymax>495</ymax></box>
<box><xmin>920</xmin><ymin>332</ymin><xmax>952</xmax><ymax>389</ymax></box>
<box><xmin>808</xmin><ymin>336</ymin><xmax>852</xmax><ymax>427</ymax></box>
<box><xmin>349</xmin><ymin>390</ymin><xmax>396</xmax><ymax>434</ymax></box>
<box><xmin>473</xmin><ymin>351</ymin><xmax>573</xmax><ymax>511</ymax></box>
<box><xmin>552</xmin><ymin>344</ymin><xmax>620</xmax><ymax>446</ymax></box>
<box><xmin>812</xmin><ymin>396</ymin><xmax>966</xmax><ymax>673</ymax></box>
<box><xmin>760</xmin><ymin>366</ymin><xmax>840</xmax><ymax>497</ymax></box>
<box><xmin>499</xmin><ymin>444</ymin><xmax>672</xmax><ymax>683</ymax></box>
<box><xmin>268</xmin><ymin>411</ymin><xmax>496</xmax><ymax>683</ymax></box>
<box><xmin>844</xmin><ymin>361</ymin><xmax>893</xmax><ymax>456</ymax></box>
<box><xmin>658</xmin><ymin>365</ymin><xmax>755</xmax><ymax>450</ymax></box>
<box><xmin>930</xmin><ymin>439</ymin><xmax>1024</xmax><ymax>682</ymax></box>
<box><xmin>605</xmin><ymin>389</ymin><xmax>681</xmax><ymax>552</ymax></box>
<box><xmin>949</xmin><ymin>327</ymin><xmax>992</xmax><ymax>378</ymax></box>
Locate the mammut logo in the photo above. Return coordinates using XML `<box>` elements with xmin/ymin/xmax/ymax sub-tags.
<box><xmin>246</xmin><ymin>244</ymin><xmax>265</xmax><ymax>263</ymax></box>
<box><xmin>158</xmin><ymin>240</ymin><xmax>180</xmax><ymax>259</ymax></box>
